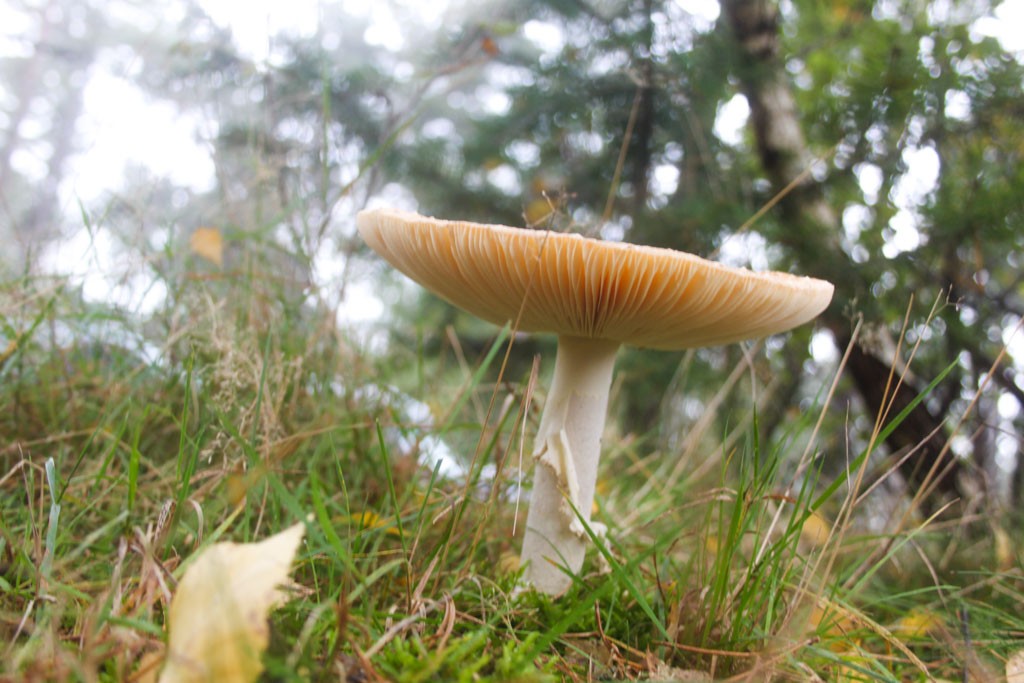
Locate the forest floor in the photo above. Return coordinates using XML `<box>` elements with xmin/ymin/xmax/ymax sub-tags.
<box><xmin>2</xmin><ymin>262</ymin><xmax>1023</xmax><ymax>682</ymax></box>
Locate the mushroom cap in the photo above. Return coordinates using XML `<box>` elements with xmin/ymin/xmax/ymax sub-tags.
<box><xmin>357</xmin><ymin>207</ymin><xmax>834</xmax><ymax>351</ymax></box>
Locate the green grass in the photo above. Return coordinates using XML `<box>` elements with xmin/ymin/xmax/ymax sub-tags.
<box><xmin>1</xmin><ymin>259</ymin><xmax>1022</xmax><ymax>682</ymax></box>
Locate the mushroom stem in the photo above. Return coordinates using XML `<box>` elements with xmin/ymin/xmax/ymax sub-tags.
<box><xmin>521</xmin><ymin>334</ymin><xmax>620</xmax><ymax>595</ymax></box>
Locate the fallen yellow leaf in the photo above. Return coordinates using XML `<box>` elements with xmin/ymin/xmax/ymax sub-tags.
<box><xmin>348</xmin><ymin>511</ymin><xmax>400</xmax><ymax>536</ymax></box>
<box><xmin>189</xmin><ymin>227</ymin><xmax>224</xmax><ymax>267</ymax></box>
<box><xmin>799</xmin><ymin>510</ymin><xmax>832</xmax><ymax>549</ymax></box>
<box><xmin>1007</xmin><ymin>649</ymin><xmax>1024</xmax><ymax>683</ymax></box>
<box><xmin>524</xmin><ymin>198</ymin><xmax>554</xmax><ymax>226</ymax></box>
<box><xmin>994</xmin><ymin>526</ymin><xmax>1016</xmax><ymax>571</ymax></box>
<box><xmin>159</xmin><ymin>522</ymin><xmax>305</xmax><ymax>683</ymax></box>
<box><xmin>809</xmin><ymin>602</ymin><xmax>858</xmax><ymax>643</ymax></box>
<box><xmin>0</xmin><ymin>339</ymin><xmax>16</xmax><ymax>365</ymax></box>
<box><xmin>498</xmin><ymin>551</ymin><xmax>520</xmax><ymax>574</ymax></box>
<box><xmin>832</xmin><ymin>649</ymin><xmax>875</xmax><ymax>682</ymax></box>
<box><xmin>891</xmin><ymin>607</ymin><xmax>943</xmax><ymax>639</ymax></box>
<box><xmin>225</xmin><ymin>470</ymin><xmax>248</xmax><ymax>508</ymax></box>
<box><xmin>703</xmin><ymin>533</ymin><xmax>720</xmax><ymax>555</ymax></box>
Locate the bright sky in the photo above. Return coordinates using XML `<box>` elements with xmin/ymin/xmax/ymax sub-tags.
<box><xmin>971</xmin><ymin>0</ymin><xmax>1024</xmax><ymax>51</ymax></box>
<box><xmin>72</xmin><ymin>71</ymin><xmax>217</xmax><ymax>199</ymax></box>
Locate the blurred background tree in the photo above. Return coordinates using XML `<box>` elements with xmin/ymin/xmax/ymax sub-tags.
<box><xmin>378</xmin><ymin>0</ymin><xmax>1024</xmax><ymax>514</ymax></box>
<box><xmin>5</xmin><ymin>0</ymin><xmax>1023</xmax><ymax>515</ymax></box>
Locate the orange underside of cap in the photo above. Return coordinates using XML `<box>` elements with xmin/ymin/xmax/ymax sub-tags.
<box><xmin>357</xmin><ymin>208</ymin><xmax>834</xmax><ymax>350</ymax></box>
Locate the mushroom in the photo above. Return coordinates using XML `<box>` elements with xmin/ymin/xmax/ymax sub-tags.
<box><xmin>356</xmin><ymin>207</ymin><xmax>834</xmax><ymax>595</ymax></box>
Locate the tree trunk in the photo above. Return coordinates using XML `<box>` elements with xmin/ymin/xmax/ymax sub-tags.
<box><xmin>720</xmin><ymin>0</ymin><xmax>963</xmax><ymax>507</ymax></box>
<box><xmin>631</xmin><ymin>0</ymin><xmax>656</xmax><ymax>211</ymax></box>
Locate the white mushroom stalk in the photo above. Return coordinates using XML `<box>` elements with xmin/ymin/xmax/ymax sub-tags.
<box><xmin>356</xmin><ymin>207</ymin><xmax>835</xmax><ymax>597</ymax></box>
<box><xmin>521</xmin><ymin>335</ymin><xmax>619</xmax><ymax>595</ymax></box>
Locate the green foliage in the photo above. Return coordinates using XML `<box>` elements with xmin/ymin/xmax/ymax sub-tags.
<box><xmin>375</xmin><ymin>631</ymin><xmax>555</xmax><ymax>683</ymax></box>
